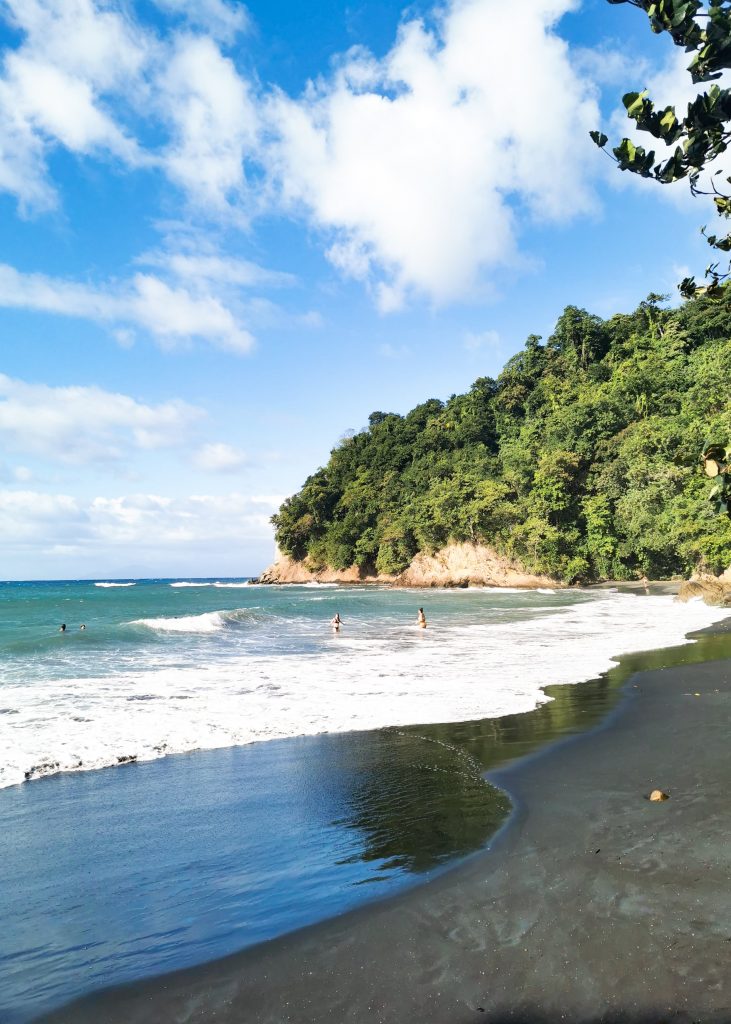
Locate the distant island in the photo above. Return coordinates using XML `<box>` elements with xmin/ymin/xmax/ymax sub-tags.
<box><xmin>267</xmin><ymin>292</ymin><xmax>731</xmax><ymax>586</ymax></box>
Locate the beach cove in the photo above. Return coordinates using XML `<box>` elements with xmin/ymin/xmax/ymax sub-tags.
<box><xmin>37</xmin><ymin>618</ymin><xmax>731</xmax><ymax>1024</ymax></box>
<box><xmin>0</xmin><ymin>581</ymin><xmax>716</xmax><ymax>1024</ymax></box>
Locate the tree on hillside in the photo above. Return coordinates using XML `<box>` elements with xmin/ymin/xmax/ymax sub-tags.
<box><xmin>272</xmin><ymin>290</ymin><xmax>731</xmax><ymax>581</ymax></box>
<box><xmin>592</xmin><ymin>0</ymin><xmax>731</xmax><ymax>296</ymax></box>
<box><xmin>596</xmin><ymin>2</ymin><xmax>731</xmax><ymax>524</ymax></box>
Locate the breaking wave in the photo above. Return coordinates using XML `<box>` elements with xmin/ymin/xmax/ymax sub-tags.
<box><xmin>2</xmin><ymin>590</ymin><xmax>728</xmax><ymax>789</ymax></box>
<box><xmin>130</xmin><ymin>608</ymin><xmax>263</xmax><ymax>634</ymax></box>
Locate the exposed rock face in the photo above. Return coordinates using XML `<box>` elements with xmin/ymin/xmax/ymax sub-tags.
<box><xmin>677</xmin><ymin>574</ymin><xmax>731</xmax><ymax>607</ymax></box>
<box><xmin>257</xmin><ymin>557</ymin><xmax>381</xmax><ymax>585</ymax></box>
<box><xmin>257</xmin><ymin>542</ymin><xmax>561</xmax><ymax>589</ymax></box>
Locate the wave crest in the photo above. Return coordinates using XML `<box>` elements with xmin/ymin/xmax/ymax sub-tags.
<box><xmin>130</xmin><ymin>607</ymin><xmax>263</xmax><ymax>634</ymax></box>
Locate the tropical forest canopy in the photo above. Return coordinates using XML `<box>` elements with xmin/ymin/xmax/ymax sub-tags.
<box><xmin>273</xmin><ymin>292</ymin><xmax>731</xmax><ymax>582</ymax></box>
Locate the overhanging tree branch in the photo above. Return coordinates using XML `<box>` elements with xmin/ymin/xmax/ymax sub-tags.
<box><xmin>595</xmin><ymin>1</ymin><xmax>731</xmax><ymax>296</ymax></box>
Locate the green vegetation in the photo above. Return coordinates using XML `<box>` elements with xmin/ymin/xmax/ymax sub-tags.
<box><xmin>702</xmin><ymin>442</ymin><xmax>731</xmax><ymax>514</ymax></box>
<box><xmin>273</xmin><ymin>292</ymin><xmax>731</xmax><ymax>582</ymax></box>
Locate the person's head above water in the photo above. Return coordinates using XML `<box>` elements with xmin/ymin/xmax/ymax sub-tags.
<box><xmin>59</xmin><ymin>624</ymin><xmax>66</xmax><ymax>632</ymax></box>
<box><xmin>80</xmin><ymin>624</ymin><xmax>86</xmax><ymax>630</ymax></box>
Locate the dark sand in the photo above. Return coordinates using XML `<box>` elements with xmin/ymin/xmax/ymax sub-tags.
<box><xmin>40</xmin><ymin>631</ymin><xmax>731</xmax><ymax>1024</ymax></box>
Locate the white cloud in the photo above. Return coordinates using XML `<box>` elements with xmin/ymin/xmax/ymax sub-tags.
<box><xmin>129</xmin><ymin>273</ymin><xmax>254</xmax><ymax>353</ymax></box>
<box><xmin>3</xmin><ymin>0</ymin><xmax>148</xmax><ymax>89</ymax></box>
<box><xmin>139</xmin><ymin>246</ymin><xmax>296</xmax><ymax>288</ymax></box>
<box><xmin>0</xmin><ymin>263</ymin><xmax>254</xmax><ymax>354</ymax></box>
<box><xmin>0</xmin><ymin>0</ymin><xmax>614</xmax><ymax>314</ymax></box>
<box><xmin>0</xmin><ymin>489</ymin><xmax>277</xmax><ymax>554</ymax></box>
<box><xmin>192</xmin><ymin>442</ymin><xmax>248</xmax><ymax>473</ymax></box>
<box><xmin>0</xmin><ymin>1</ymin><xmax>259</xmax><ymax>213</ymax></box>
<box><xmin>268</xmin><ymin>0</ymin><xmax>600</xmax><ymax>309</ymax></box>
<box><xmin>573</xmin><ymin>44</ymin><xmax>650</xmax><ymax>88</ymax></box>
<box><xmin>156</xmin><ymin>34</ymin><xmax>259</xmax><ymax>211</ymax></box>
<box><xmin>0</xmin><ymin>373</ymin><xmax>204</xmax><ymax>463</ymax></box>
<box><xmin>0</xmin><ymin>490</ymin><xmax>85</xmax><ymax>541</ymax></box>
<box><xmin>0</xmin><ymin>79</ymin><xmax>56</xmax><ymax>210</ymax></box>
<box><xmin>0</xmin><ymin>0</ymin><xmax>151</xmax><ymax>209</ymax></box>
<box><xmin>0</xmin><ymin>0</ymin><xmax>665</xmax><ymax>320</ymax></box>
<box><xmin>150</xmin><ymin>0</ymin><xmax>249</xmax><ymax>43</ymax></box>
<box><xmin>5</xmin><ymin>51</ymin><xmax>141</xmax><ymax>161</ymax></box>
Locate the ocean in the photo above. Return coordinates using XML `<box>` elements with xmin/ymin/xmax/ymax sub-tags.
<box><xmin>0</xmin><ymin>579</ymin><xmax>727</xmax><ymax>1022</ymax></box>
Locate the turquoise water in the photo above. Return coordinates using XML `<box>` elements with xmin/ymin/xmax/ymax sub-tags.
<box><xmin>0</xmin><ymin>578</ymin><xmax>726</xmax><ymax>1022</ymax></box>
<box><xmin>0</xmin><ymin>577</ymin><xmax>613</xmax><ymax>788</ymax></box>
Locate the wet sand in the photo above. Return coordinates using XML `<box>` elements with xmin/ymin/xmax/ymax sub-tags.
<box><xmin>40</xmin><ymin>625</ymin><xmax>731</xmax><ymax>1024</ymax></box>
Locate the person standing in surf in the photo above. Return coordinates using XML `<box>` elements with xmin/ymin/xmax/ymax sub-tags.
<box><xmin>331</xmin><ymin>612</ymin><xmax>342</xmax><ymax>632</ymax></box>
<box><xmin>416</xmin><ymin>608</ymin><xmax>427</xmax><ymax>629</ymax></box>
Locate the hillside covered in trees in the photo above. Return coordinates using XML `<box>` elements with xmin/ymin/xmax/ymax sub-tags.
<box><xmin>273</xmin><ymin>293</ymin><xmax>731</xmax><ymax>583</ymax></box>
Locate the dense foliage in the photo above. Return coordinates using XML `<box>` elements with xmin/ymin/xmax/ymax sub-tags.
<box><xmin>273</xmin><ymin>293</ymin><xmax>731</xmax><ymax>582</ymax></box>
<box><xmin>702</xmin><ymin>441</ymin><xmax>731</xmax><ymax>512</ymax></box>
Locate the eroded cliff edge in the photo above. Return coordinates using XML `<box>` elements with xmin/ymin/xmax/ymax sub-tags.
<box><xmin>257</xmin><ymin>541</ymin><xmax>561</xmax><ymax>589</ymax></box>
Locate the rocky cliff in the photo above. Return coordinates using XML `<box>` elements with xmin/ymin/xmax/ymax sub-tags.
<box><xmin>677</xmin><ymin>570</ymin><xmax>731</xmax><ymax>607</ymax></box>
<box><xmin>256</xmin><ymin>542</ymin><xmax>561</xmax><ymax>589</ymax></box>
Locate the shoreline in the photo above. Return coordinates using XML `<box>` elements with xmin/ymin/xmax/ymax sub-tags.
<box><xmin>38</xmin><ymin>616</ymin><xmax>731</xmax><ymax>1024</ymax></box>
<box><xmin>5</xmin><ymin>585</ymin><xmax>715</xmax><ymax>792</ymax></box>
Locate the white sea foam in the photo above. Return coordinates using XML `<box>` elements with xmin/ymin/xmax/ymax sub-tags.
<box><xmin>130</xmin><ymin>608</ymin><xmax>262</xmax><ymax>633</ymax></box>
<box><xmin>0</xmin><ymin>592</ymin><xmax>727</xmax><ymax>788</ymax></box>
<box><xmin>272</xmin><ymin>581</ymin><xmax>341</xmax><ymax>588</ymax></box>
<box><xmin>213</xmin><ymin>582</ymin><xmax>251</xmax><ymax>588</ymax></box>
<box><xmin>94</xmin><ymin>582</ymin><xmax>136</xmax><ymax>588</ymax></box>
<box><xmin>131</xmin><ymin>611</ymin><xmax>227</xmax><ymax>633</ymax></box>
<box><xmin>437</xmin><ymin>586</ymin><xmax>529</xmax><ymax>594</ymax></box>
<box><xmin>169</xmin><ymin>582</ymin><xmax>213</xmax><ymax>588</ymax></box>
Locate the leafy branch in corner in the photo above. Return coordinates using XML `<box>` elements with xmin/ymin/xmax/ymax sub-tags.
<box><xmin>591</xmin><ymin>1</ymin><xmax>731</xmax><ymax>297</ymax></box>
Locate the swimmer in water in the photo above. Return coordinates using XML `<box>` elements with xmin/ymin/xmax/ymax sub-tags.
<box><xmin>416</xmin><ymin>608</ymin><xmax>427</xmax><ymax>629</ymax></box>
<box><xmin>331</xmin><ymin>612</ymin><xmax>342</xmax><ymax>632</ymax></box>
<box><xmin>80</xmin><ymin>624</ymin><xmax>86</xmax><ymax>630</ymax></box>
<box><xmin>59</xmin><ymin>623</ymin><xmax>66</xmax><ymax>633</ymax></box>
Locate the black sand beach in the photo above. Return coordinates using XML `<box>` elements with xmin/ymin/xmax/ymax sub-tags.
<box><xmin>39</xmin><ymin>621</ymin><xmax>731</xmax><ymax>1024</ymax></box>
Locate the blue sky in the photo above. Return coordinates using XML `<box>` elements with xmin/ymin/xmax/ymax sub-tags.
<box><xmin>0</xmin><ymin>0</ymin><xmax>716</xmax><ymax>579</ymax></box>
